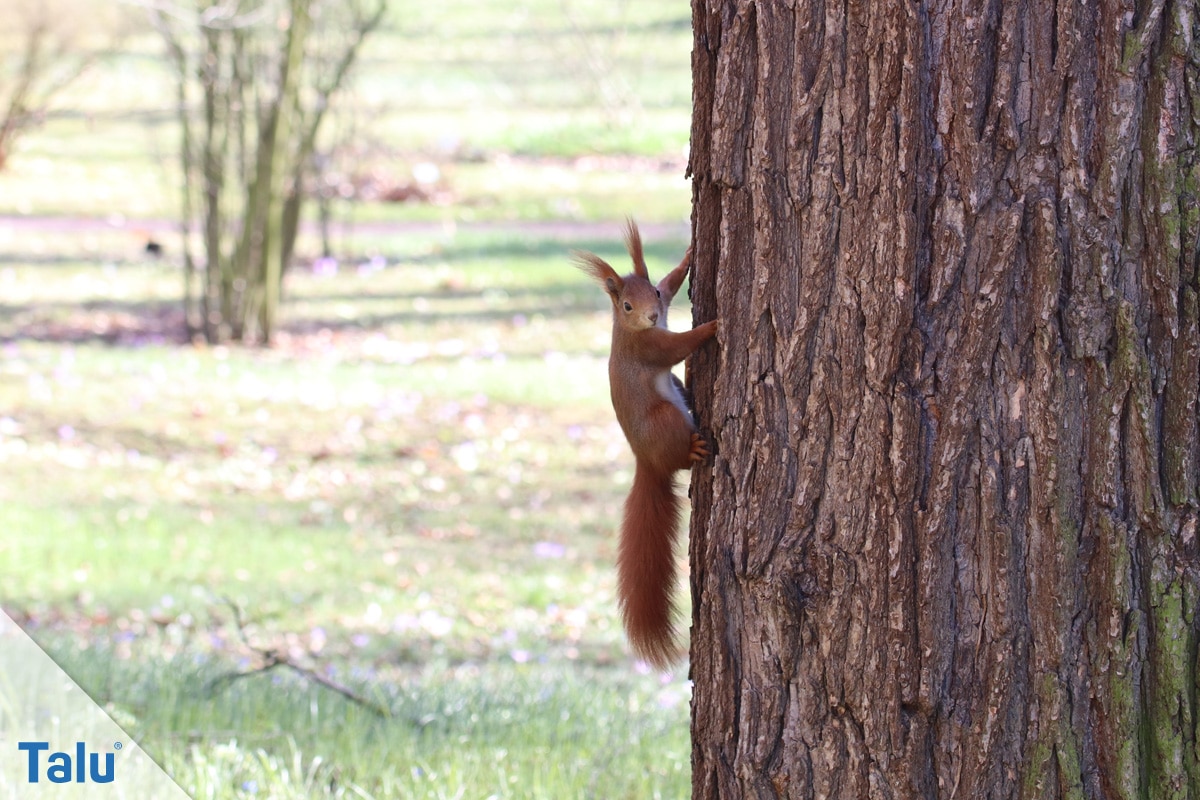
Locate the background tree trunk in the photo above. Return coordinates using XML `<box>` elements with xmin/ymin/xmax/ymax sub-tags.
<box><xmin>152</xmin><ymin>0</ymin><xmax>384</xmax><ymax>345</ymax></box>
<box><xmin>256</xmin><ymin>0</ymin><xmax>310</xmax><ymax>343</ymax></box>
<box><xmin>687</xmin><ymin>1</ymin><xmax>1199</xmax><ymax>797</ymax></box>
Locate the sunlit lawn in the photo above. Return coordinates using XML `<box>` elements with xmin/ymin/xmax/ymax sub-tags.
<box><xmin>0</xmin><ymin>0</ymin><xmax>693</xmax><ymax>224</ymax></box>
<box><xmin>0</xmin><ymin>228</ymin><xmax>697</xmax><ymax>798</ymax></box>
<box><xmin>0</xmin><ymin>0</ymin><xmax>698</xmax><ymax>794</ymax></box>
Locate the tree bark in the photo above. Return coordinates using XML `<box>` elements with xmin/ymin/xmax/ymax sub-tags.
<box><xmin>687</xmin><ymin>1</ymin><xmax>1199</xmax><ymax>798</ymax></box>
<box><xmin>258</xmin><ymin>0</ymin><xmax>310</xmax><ymax>344</ymax></box>
<box><xmin>154</xmin><ymin>0</ymin><xmax>384</xmax><ymax>345</ymax></box>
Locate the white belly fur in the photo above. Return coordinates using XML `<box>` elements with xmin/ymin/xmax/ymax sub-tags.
<box><xmin>654</xmin><ymin>370</ymin><xmax>694</xmax><ymax>425</ymax></box>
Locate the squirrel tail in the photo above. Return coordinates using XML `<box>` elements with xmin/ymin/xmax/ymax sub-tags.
<box><xmin>618</xmin><ymin>459</ymin><xmax>682</xmax><ymax>668</ymax></box>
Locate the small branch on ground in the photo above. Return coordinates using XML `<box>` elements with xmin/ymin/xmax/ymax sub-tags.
<box><xmin>205</xmin><ymin>596</ymin><xmax>390</xmax><ymax>718</ymax></box>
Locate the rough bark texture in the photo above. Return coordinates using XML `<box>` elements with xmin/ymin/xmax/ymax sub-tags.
<box><xmin>687</xmin><ymin>0</ymin><xmax>1200</xmax><ymax>798</ymax></box>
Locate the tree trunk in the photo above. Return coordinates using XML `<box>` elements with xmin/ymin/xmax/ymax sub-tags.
<box><xmin>259</xmin><ymin>0</ymin><xmax>310</xmax><ymax>343</ymax></box>
<box><xmin>165</xmin><ymin>30</ymin><xmax>200</xmax><ymax>342</ymax></box>
<box><xmin>687</xmin><ymin>1</ymin><xmax>1199</xmax><ymax>798</ymax></box>
<box><xmin>200</xmin><ymin>24</ymin><xmax>225</xmax><ymax>344</ymax></box>
<box><xmin>155</xmin><ymin>0</ymin><xmax>383</xmax><ymax>345</ymax></box>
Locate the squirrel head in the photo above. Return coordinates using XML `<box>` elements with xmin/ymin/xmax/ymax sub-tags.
<box><xmin>574</xmin><ymin>218</ymin><xmax>678</xmax><ymax>332</ymax></box>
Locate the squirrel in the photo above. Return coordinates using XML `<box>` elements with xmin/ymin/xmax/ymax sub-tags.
<box><xmin>574</xmin><ymin>219</ymin><xmax>719</xmax><ymax>667</ymax></box>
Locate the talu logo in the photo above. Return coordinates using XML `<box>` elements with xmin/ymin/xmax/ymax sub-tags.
<box><xmin>17</xmin><ymin>741</ymin><xmax>118</xmax><ymax>784</ymax></box>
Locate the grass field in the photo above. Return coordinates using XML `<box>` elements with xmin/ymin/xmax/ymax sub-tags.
<box><xmin>0</xmin><ymin>0</ymin><xmax>693</xmax><ymax>224</ymax></box>
<box><xmin>0</xmin><ymin>1</ymin><xmax>697</xmax><ymax>797</ymax></box>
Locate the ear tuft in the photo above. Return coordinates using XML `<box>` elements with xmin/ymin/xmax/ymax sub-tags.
<box><xmin>572</xmin><ymin>250</ymin><xmax>624</xmax><ymax>299</ymax></box>
<box><xmin>623</xmin><ymin>217</ymin><xmax>648</xmax><ymax>279</ymax></box>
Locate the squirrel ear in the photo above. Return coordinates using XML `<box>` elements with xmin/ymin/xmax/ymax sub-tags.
<box><xmin>623</xmin><ymin>217</ymin><xmax>649</xmax><ymax>279</ymax></box>
<box><xmin>573</xmin><ymin>251</ymin><xmax>624</xmax><ymax>300</ymax></box>
<box><xmin>657</xmin><ymin>244</ymin><xmax>691</xmax><ymax>301</ymax></box>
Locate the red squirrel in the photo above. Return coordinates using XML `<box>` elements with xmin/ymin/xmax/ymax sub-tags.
<box><xmin>574</xmin><ymin>219</ymin><xmax>719</xmax><ymax>667</ymax></box>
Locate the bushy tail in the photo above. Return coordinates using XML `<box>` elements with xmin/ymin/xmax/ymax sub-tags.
<box><xmin>618</xmin><ymin>459</ymin><xmax>682</xmax><ymax>668</ymax></box>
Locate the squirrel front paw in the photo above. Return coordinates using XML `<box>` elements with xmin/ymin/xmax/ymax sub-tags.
<box><xmin>688</xmin><ymin>432</ymin><xmax>711</xmax><ymax>462</ymax></box>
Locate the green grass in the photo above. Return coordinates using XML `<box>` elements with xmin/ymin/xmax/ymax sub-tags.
<box><xmin>0</xmin><ymin>229</ymin><xmax>699</xmax><ymax>798</ymax></box>
<box><xmin>0</xmin><ymin>1</ymin><xmax>697</xmax><ymax>794</ymax></box>
<box><xmin>42</xmin><ymin>641</ymin><xmax>692</xmax><ymax>799</ymax></box>
<box><xmin>0</xmin><ymin>0</ymin><xmax>693</xmax><ymax>223</ymax></box>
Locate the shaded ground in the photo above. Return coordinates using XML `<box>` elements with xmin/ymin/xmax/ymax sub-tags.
<box><xmin>0</xmin><ymin>213</ymin><xmax>689</xmax><ymax>240</ymax></box>
<box><xmin>0</xmin><ymin>213</ymin><xmax>691</xmax><ymax>346</ymax></box>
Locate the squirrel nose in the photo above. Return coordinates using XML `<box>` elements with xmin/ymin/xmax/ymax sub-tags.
<box><xmin>648</xmin><ymin>312</ymin><xmax>659</xmax><ymax>325</ymax></box>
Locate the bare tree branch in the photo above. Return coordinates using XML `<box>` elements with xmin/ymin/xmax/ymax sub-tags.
<box><xmin>0</xmin><ymin>1</ymin><xmax>127</xmax><ymax>168</ymax></box>
<box><xmin>205</xmin><ymin>597</ymin><xmax>391</xmax><ymax>719</ymax></box>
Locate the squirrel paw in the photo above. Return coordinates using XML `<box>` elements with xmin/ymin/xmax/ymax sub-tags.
<box><xmin>688</xmin><ymin>432</ymin><xmax>710</xmax><ymax>462</ymax></box>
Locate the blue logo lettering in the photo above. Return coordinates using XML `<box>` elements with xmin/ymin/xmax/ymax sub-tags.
<box><xmin>17</xmin><ymin>741</ymin><xmax>115</xmax><ymax>784</ymax></box>
<box><xmin>17</xmin><ymin>741</ymin><xmax>46</xmax><ymax>783</ymax></box>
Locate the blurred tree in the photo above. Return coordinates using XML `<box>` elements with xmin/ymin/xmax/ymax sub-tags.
<box><xmin>0</xmin><ymin>0</ymin><xmax>125</xmax><ymax>170</ymax></box>
<box><xmin>149</xmin><ymin>0</ymin><xmax>386</xmax><ymax>344</ymax></box>
<box><xmin>688</xmin><ymin>0</ymin><xmax>1199</xmax><ymax>797</ymax></box>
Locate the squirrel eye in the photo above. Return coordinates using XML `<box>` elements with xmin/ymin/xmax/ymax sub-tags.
<box><xmin>655</xmin><ymin>288</ymin><xmax>661</xmax><ymax>298</ymax></box>
<box><xmin>623</xmin><ymin>301</ymin><xmax>633</xmax><ymax>312</ymax></box>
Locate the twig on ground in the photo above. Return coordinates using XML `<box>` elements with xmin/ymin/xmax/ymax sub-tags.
<box><xmin>204</xmin><ymin>596</ymin><xmax>390</xmax><ymax>718</ymax></box>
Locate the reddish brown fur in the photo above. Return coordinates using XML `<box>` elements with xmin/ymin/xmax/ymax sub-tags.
<box><xmin>623</xmin><ymin>217</ymin><xmax>649</xmax><ymax>278</ymax></box>
<box><xmin>573</xmin><ymin>220</ymin><xmax>719</xmax><ymax>668</ymax></box>
<box><xmin>619</xmin><ymin>461</ymin><xmax>681</xmax><ymax>667</ymax></box>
